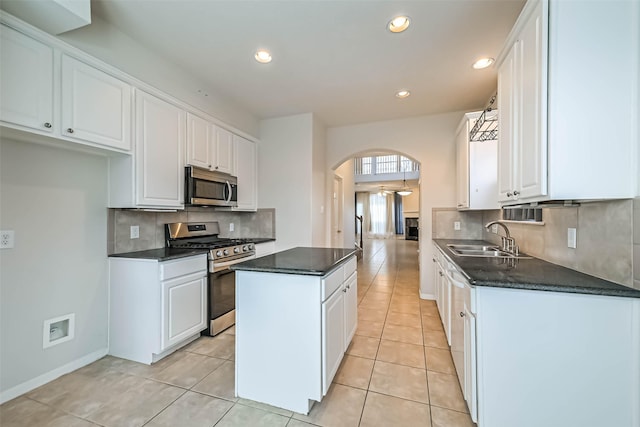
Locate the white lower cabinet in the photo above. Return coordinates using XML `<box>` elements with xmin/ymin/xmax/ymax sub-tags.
<box><xmin>321</xmin><ymin>281</ymin><xmax>345</xmax><ymax>395</ymax></box>
<box><xmin>108</xmin><ymin>254</ymin><xmax>207</xmax><ymax>364</ymax></box>
<box><xmin>343</xmin><ymin>271</ymin><xmax>358</xmax><ymax>349</ymax></box>
<box><xmin>236</xmin><ymin>255</ymin><xmax>357</xmax><ymax>414</ymax></box>
<box><xmin>432</xmin><ymin>242</ymin><xmax>640</xmax><ymax>426</ymax></box>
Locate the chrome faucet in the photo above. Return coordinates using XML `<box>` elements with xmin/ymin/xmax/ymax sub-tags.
<box><xmin>485</xmin><ymin>221</ymin><xmax>518</xmax><ymax>255</ymax></box>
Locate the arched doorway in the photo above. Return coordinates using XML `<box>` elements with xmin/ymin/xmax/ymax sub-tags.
<box><xmin>330</xmin><ymin>149</ymin><xmax>421</xmax><ymax>253</ymax></box>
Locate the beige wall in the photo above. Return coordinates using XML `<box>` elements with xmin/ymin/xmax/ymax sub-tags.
<box><xmin>0</xmin><ymin>138</ymin><xmax>108</xmax><ymax>398</ymax></box>
<box><xmin>327</xmin><ymin>111</ymin><xmax>463</xmax><ymax>298</ymax></box>
<box><xmin>332</xmin><ymin>159</ymin><xmax>356</xmax><ymax>248</ymax></box>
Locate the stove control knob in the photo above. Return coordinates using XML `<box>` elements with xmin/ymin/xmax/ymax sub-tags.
<box><xmin>242</xmin><ymin>245</ymin><xmax>248</xmax><ymax>252</ymax></box>
<box><xmin>223</xmin><ymin>249</ymin><xmax>229</xmax><ymax>256</ymax></box>
<box><xmin>234</xmin><ymin>247</ymin><xmax>241</xmax><ymax>253</ymax></box>
<box><xmin>247</xmin><ymin>244</ymin><xmax>254</xmax><ymax>250</ymax></box>
<box><xmin>215</xmin><ymin>250</ymin><xmax>222</xmax><ymax>257</ymax></box>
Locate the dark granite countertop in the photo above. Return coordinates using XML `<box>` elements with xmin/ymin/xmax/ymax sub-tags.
<box><xmin>433</xmin><ymin>239</ymin><xmax>640</xmax><ymax>298</ymax></box>
<box><xmin>109</xmin><ymin>248</ymin><xmax>208</xmax><ymax>261</ymax></box>
<box><xmin>231</xmin><ymin>247</ymin><xmax>358</xmax><ymax>276</ymax></box>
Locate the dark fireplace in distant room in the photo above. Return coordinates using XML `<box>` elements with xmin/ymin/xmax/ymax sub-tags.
<box><xmin>405</xmin><ymin>218</ymin><xmax>418</xmax><ymax>241</ymax></box>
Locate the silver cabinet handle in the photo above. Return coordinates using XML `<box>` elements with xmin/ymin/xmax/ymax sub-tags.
<box><xmin>439</xmin><ymin>271</ymin><xmax>444</xmax><ymax>277</ymax></box>
<box><xmin>506</xmin><ymin>192</ymin><xmax>513</xmax><ymax>197</ymax></box>
<box><xmin>513</xmin><ymin>190</ymin><xmax>520</xmax><ymax>196</ymax></box>
<box><xmin>44</xmin><ymin>122</ymin><xmax>52</xmax><ymax>128</ymax></box>
<box><xmin>432</xmin><ymin>258</ymin><xmax>436</xmax><ymax>262</ymax></box>
<box><xmin>67</xmin><ymin>128</ymin><xmax>74</xmax><ymax>134</ymax></box>
<box><xmin>343</xmin><ymin>288</ymin><xmax>347</xmax><ymax>293</ymax></box>
<box><xmin>208</xmin><ymin>164</ymin><xmax>212</xmax><ymax>169</ymax></box>
<box><xmin>215</xmin><ymin>165</ymin><xmax>219</xmax><ymax>170</ymax></box>
<box><xmin>460</xmin><ymin>312</ymin><xmax>465</xmax><ymax>317</ymax></box>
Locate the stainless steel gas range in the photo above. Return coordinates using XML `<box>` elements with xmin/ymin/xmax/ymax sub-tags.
<box><xmin>166</xmin><ymin>222</ymin><xmax>255</xmax><ymax>336</ymax></box>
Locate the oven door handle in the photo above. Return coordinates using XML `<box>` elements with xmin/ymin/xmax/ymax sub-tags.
<box><xmin>212</xmin><ymin>254</ymin><xmax>256</xmax><ymax>272</ymax></box>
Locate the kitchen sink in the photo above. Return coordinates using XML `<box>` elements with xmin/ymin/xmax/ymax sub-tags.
<box><xmin>446</xmin><ymin>244</ymin><xmax>531</xmax><ymax>259</ymax></box>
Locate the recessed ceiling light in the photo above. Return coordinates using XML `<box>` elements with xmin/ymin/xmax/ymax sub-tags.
<box><xmin>473</xmin><ymin>57</ymin><xmax>494</xmax><ymax>69</ymax></box>
<box><xmin>388</xmin><ymin>16</ymin><xmax>410</xmax><ymax>33</ymax></box>
<box><xmin>255</xmin><ymin>49</ymin><xmax>272</xmax><ymax>64</ymax></box>
<box><xmin>395</xmin><ymin>90</ymin><xmax>411</xmax><ymax>99</ymax></box>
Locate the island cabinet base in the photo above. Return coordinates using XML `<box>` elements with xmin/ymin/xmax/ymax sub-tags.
<box><xmin>235</xmin><ymin>256</ymin><xmax>357</xmax><ymax>414</ymax></box>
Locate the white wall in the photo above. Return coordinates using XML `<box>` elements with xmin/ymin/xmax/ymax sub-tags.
<box><xmin>402</xmin><ymin>188</ymin><xmax>420</xmax><ymax>217</ymax></box>
<box><xmin>327</xmin><ymin>112</ymin><xmax>462</xmax><ymax>297</ymax></box>
<box><xmin>58</xmin><ymin>14</ymin><xmax>259</xmax><ymax>137</ymax></box>
<box><xmin>311</xmin><ymin>116</ymin><xmax>327</xmax><ymax>246</ymax></box>
<box><xmin>258</xmin><ymin>114</ymin><xmax>314</xmax><ymax>251</ymax></box>
<box><xmin>0</xmin><ymin>138</ymin><xmax>108</xmax><ymax>401</ymax></box>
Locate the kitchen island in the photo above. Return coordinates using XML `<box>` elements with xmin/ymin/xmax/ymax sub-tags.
<box><xmin>231</xmin><ymin>247</ymin><xmax>358</xmax><ymax>414</ymax></box>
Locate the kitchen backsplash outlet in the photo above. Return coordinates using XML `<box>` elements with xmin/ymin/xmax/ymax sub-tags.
<box><xmin>108</xmin><ymin>208</ymin><xmax>276</xmax><ymax>254</ymax></box>
<box><xmin>432</xmin><ymin>208</ymin><xmax>484</xmax><ymax>239</ymax></box>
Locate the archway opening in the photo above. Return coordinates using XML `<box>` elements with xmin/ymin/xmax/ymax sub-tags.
<box><xmin>330</xmin><ymin>149</ymin><xmax>421</xmax><ymax>258</ymax></box>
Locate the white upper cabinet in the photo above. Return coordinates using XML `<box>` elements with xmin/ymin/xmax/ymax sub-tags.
<box><xmin>186</xmin><ymin>112</ymin><xmax>213</xmax><ymax>170</ymax></box>
<box><xmin>496</xmin><ymin>0</ymin><xmax>639</xmax><ymax>203</ymax></box>
<box><xmin>213</xmin><ymin>125</ymin><xmax>234</xmax><ymax>175</ymax></box>
<box><xmin>497</xmin><ymin>0</ymin><xmax>547</xmax><ymax>203</ymax></box>
<box><xmin>233</xmin><ymin>135</ymin><xmax>257</xmax><ymax>211</ymax></box>
<box><xmin>0</xmin><ymin>24</ymin><xmax>53</xmax><ymax>133</ymax></box>
<box><xmin>61</xmin><ymin>55</ymin><xmax>132</xmax><ymax>151</ymax></box>
<box><xmin>185</xmin><ymin>114</ymin><xmax>235</xmax><ymax>175</ymax></box>
<box><xmin>135</xmin><ymin>90</ymin><xmax>185</xmax><ymax>208</ymax></box>
<box><xmin>456</xmin><ymin>112</ymin><xmax>499</xmax><ymax>210</ymax></box>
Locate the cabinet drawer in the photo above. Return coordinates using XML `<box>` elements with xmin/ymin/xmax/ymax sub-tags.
<box><xmin>343</xmin><ymin>256</ymin><xmax>357</xmax><ymax>280</ymax></box>
<box><xmin>321</xmin><ymin>266</ymin><xmax>344</xmax><ymax>302</ymax></box>
<box><xmin>160</xmin><ymin>255</ymin><xmax>207</xmax><ymax>281</ymax></box>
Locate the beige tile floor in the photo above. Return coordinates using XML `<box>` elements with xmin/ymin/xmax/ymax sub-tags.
<box><xmin>0</xmin><ymin>239</ymin><xmax>474</xmax><ymax>427</ymax></box>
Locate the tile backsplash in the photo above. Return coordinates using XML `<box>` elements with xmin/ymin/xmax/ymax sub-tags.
<box><xmin>433</xmin><ymin>198</ymin><xmax>639</xmax><ymax>289</ymax></box>
<box><xmin>108</xmin><ymin>208</ymin><xmax>275</xmax><ymax>254</ymax></box>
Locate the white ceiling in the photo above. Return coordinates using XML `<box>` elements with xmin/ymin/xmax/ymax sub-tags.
<box><xmin>91</xmin><ymin>0</ymin><xmax>525</xmax><ymax>128</ymax></box>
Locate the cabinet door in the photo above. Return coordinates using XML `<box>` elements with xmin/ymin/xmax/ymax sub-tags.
<box><xmin>61</xmin><ymin>55</ymin><xmax>132</xmax><ymax>151</ymax></box>
<box><xmin>343</xmin><ymin>272</ymin><xmax>358</xmax><ymax>349</ymax></box>
<box><xmin>455</xmin><ymin>119</ymin><xmax>469</xmax><ymax>209</ymax></box>
<box><xmin>233</xmin><ymin>135</ymin><xmax>257</xmax><ymax>211</ymax></box>
<box><xmin>322</xmin><ymin>286</ymin><xmax>345</xmax><ymax>396</ymax></box>
<box><xmin>213</xmin><ymin>125</ymin><xmax>234</xmax><ymax>174</ymax></box>
<box><xmin>463</xmin><ymin>302</ymin><xmax>477</xmax><ymax>423</ymax></box>
<box><xmin>161</xmin><ymin>272</ymin><xmax>207</xmax><ymax>350</ymax></box>
<box><xmin>136</xmin><ymin>91</ymin><xmax>185</xmax><ymax>207</ymax></box>
<box><xmin>497</xmin><ymin>44</ymin><xmax>516</xmax><ymax>202</ymax></box>
<box><xmin>0</xmin><ymin>25</ymin><xmax>53</xmax><ymax>133</ymax></box>
<box><xmin>517</xmin><ymin>0</ymin><xmax>547</xmax><ymax>200</ymax></box>
<box><xmin>186</xmin><ymin>113</ymin><xmax>212</xmax><ymax>170</ymax></box>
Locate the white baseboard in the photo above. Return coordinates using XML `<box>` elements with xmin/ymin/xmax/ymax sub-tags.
<box><xmin>420</xmin><ymin>292</ymin><xmax>435</xmax><ymax>300</ymax></box>
<box><xmin>0</xmin><ymin>347</ymin><xmax>108</xmax><ymax>404</ymax></box>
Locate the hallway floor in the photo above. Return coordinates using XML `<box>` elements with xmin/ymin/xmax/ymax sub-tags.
<box><xmin>0</xmin><ymin>239</ymin><xmax>474</xmax><ymax>427</ymax></box>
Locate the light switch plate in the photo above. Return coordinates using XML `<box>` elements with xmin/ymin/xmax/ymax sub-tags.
<box><xmin>130</xmin><ymin>225</ymin><xmax>139</xmax><ymax>239</ymax></box>
<box><xmin>229</xmin><ymin>223</ymin><xmax>234</xmax><ymax>232</ymax></box>
<box><xmin>567</xmin><ymin>228</ymin><xmax>577</xmax><ymax>248</ymax></box>
<box><xmin>454</xmin><ymin>221</ymin><xmax>461</xmax><ymax>231</ymax></box>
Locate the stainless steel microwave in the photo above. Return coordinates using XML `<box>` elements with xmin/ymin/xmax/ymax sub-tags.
<box><xmin>185</xmin><ymin>166</ymin><xmax>238</xmax><ymax>207</ymax></box>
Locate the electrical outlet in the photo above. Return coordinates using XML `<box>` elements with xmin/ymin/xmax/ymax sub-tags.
<box><xmin>491</xmin><ymin>224</ymin><xmax>498</xmax><ymax>234</ymax></box>
<box><xmin>229</xmin><ymin>223</ymin><xmax>235</xmax><ymax>232</ymax></box>
<box><xmin>130</xmin><ymin>225</ymin><xmax>139</xmax><ymax>239</ymax></box>
<box><xmin>454</xmin><ymin>221</ymin><xmax>461</xmax><ymax>231</ymax></box>
<box><xmin>0</xmin><ymin>230</ymin><xmax>15</xmax><ymax>249</ymax></box>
